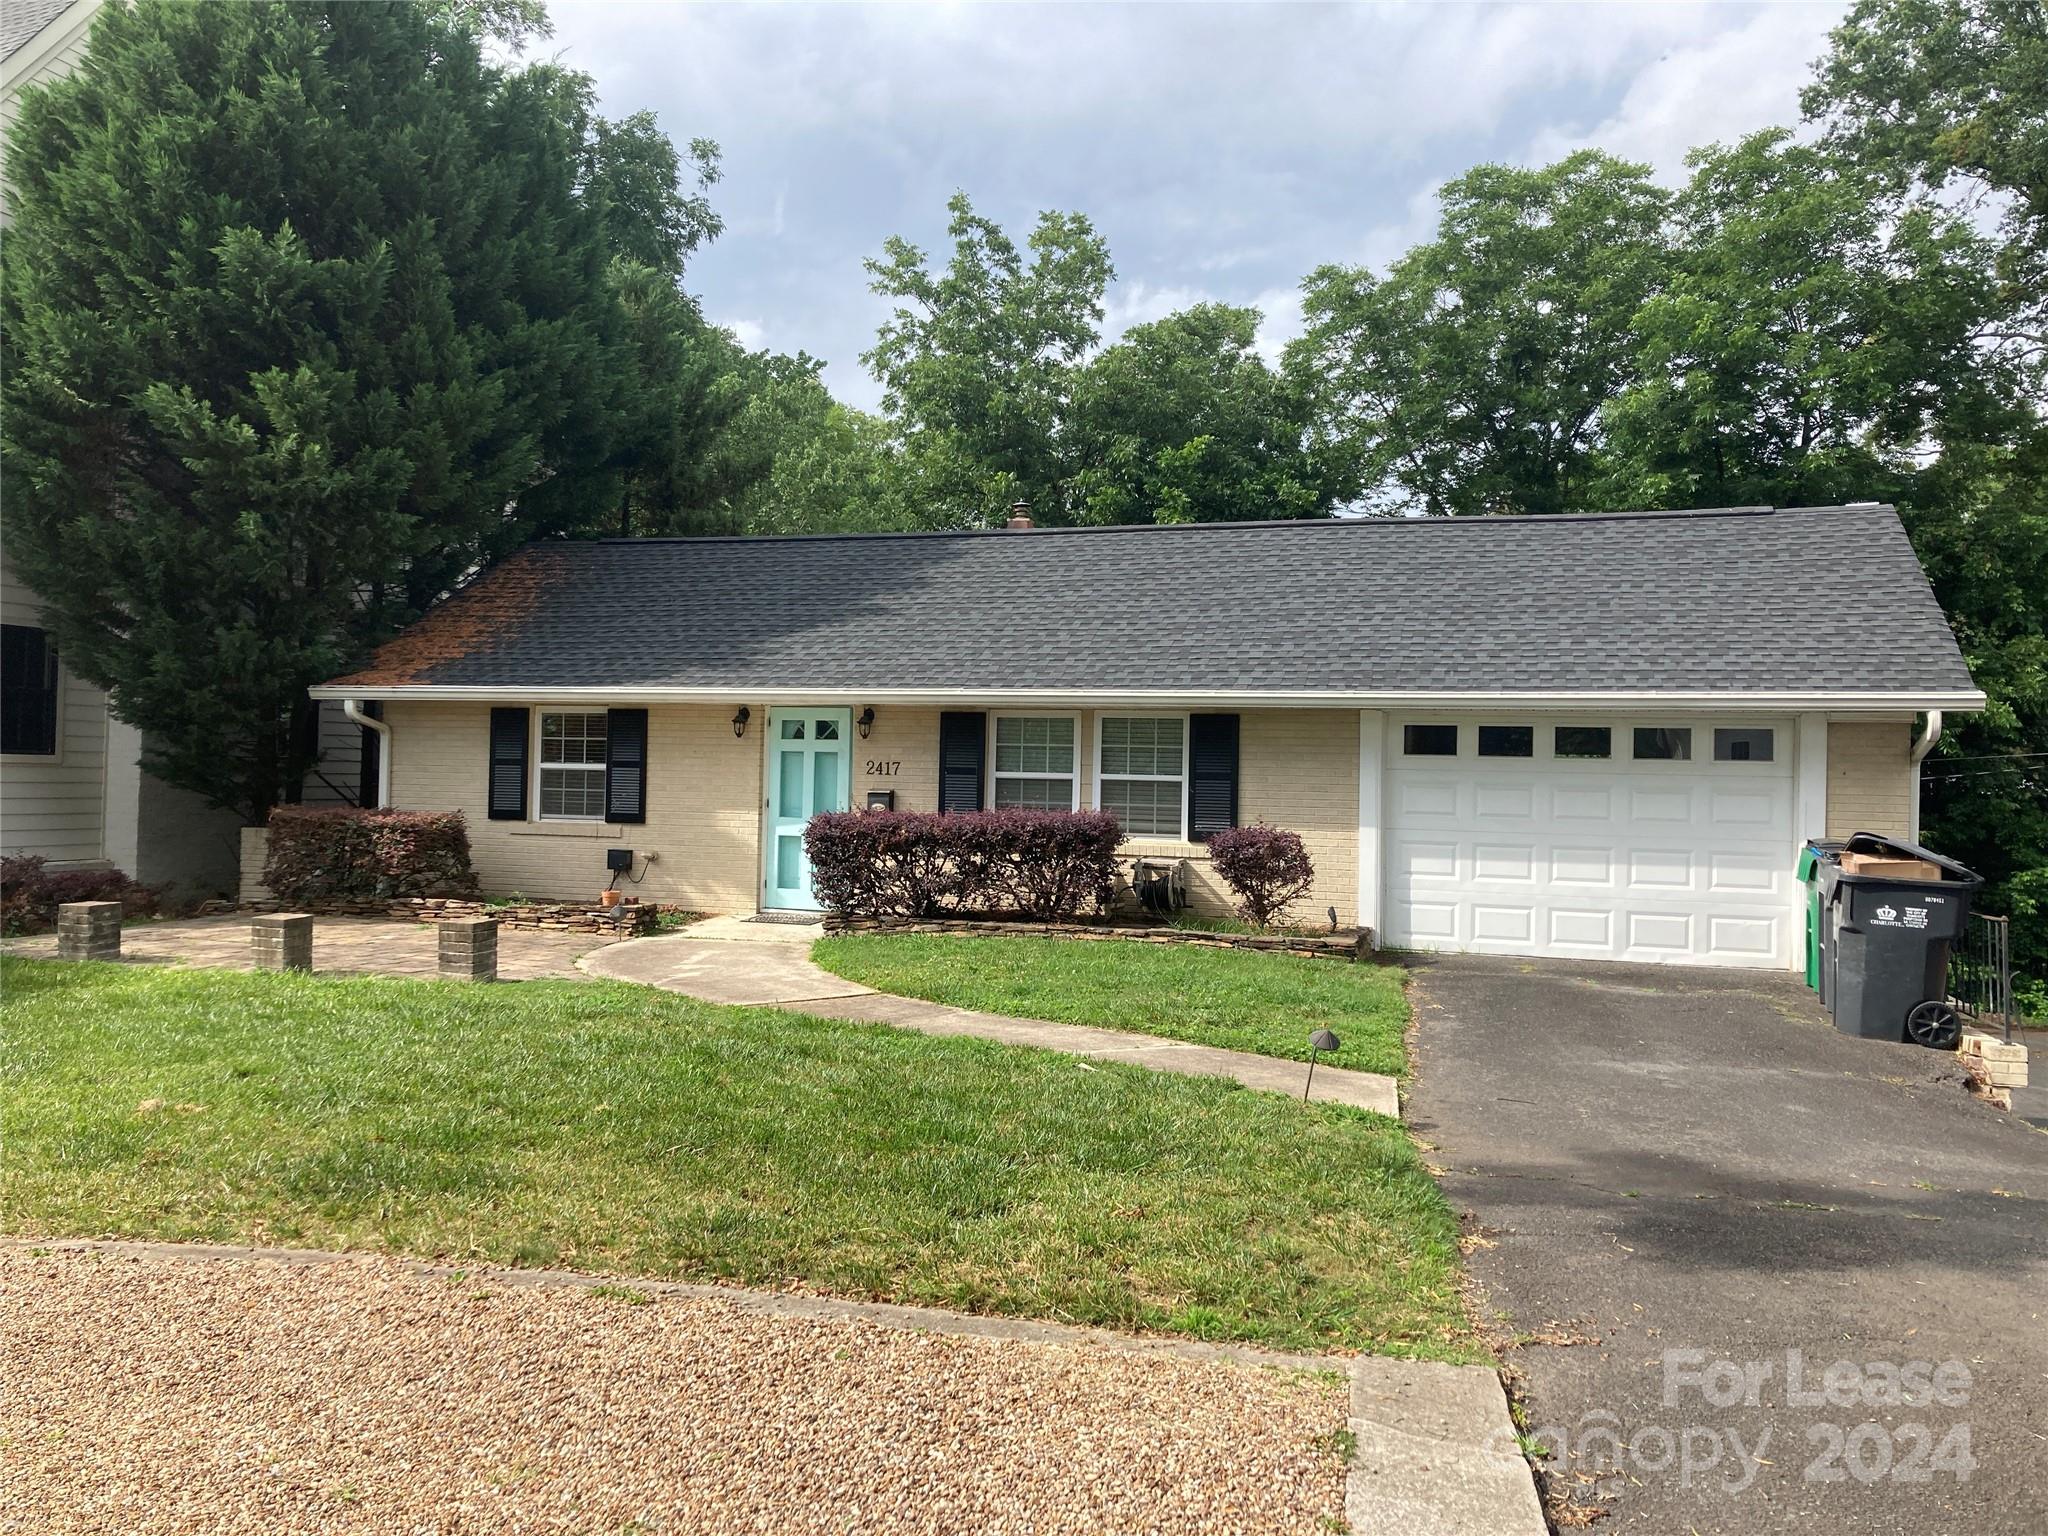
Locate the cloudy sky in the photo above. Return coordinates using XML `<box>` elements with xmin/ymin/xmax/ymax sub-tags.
<box><xmin>547</xmin><ymin>1</ymin><xmax>1848</xmax><ymax>410</ymax></box>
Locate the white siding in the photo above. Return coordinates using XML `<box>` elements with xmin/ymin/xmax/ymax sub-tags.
<box><xmin>1</xmin><ymin>547</ymin><xmax>108</xmax><ymax>865</ymax></box>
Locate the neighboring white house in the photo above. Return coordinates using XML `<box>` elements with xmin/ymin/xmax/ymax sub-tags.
<box><xmin>1</xmin><ymin>0</ymin><xmax>363</xmax><ymax>893</ymax></box>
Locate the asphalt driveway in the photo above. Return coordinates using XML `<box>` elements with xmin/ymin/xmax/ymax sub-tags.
<box><xmin>1405</xmin><ymin>955</ymin><xmax>2048</xmax><ymax>1534</ymax></box>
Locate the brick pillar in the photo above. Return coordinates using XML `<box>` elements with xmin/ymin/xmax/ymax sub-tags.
<box><xmin>56</xmin><ymin>901</ymin><xmax>123</xmax><ymax>962</ymax></box>
<box><xmin>438</xmin><ymin>916</ymin><xmax>498</xmax><ymax>982</ymax></box>
<box><xmin>250</xmin><ymin>913</ymin><xmax>313</xmax><ymax>971</ymax></box>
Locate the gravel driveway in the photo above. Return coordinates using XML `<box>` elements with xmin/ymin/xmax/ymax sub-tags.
<box><xmin>1</xmin><ymin>1247</ymin><xmax>1348</xmax><ymax>1535</ymax></box>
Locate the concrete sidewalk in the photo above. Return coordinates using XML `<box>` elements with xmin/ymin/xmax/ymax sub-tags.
<box><xmin>581</xmin><ymin>919</ymin><xmax>1402</xmax><ymax>1117</ymax></box>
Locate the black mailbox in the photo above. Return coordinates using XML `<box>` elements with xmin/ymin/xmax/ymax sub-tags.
<box><xmin>866</xmin><ymin>790</ymin><xmax>895</xmax><ymax>811</ymax></box>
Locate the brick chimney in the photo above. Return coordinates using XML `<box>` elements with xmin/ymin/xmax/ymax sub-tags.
<box><xmin>1005</xmin><ymin>500</ymin><xmax>1034</xmax><ymax>530</ymax></box>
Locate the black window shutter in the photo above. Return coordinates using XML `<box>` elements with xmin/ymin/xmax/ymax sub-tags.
<box><xmin>937</xmin><ymin>711</ymin><xmax>986</xmax><ymax>813</ymax></box>
<box><xmin>605</xmin><ymin>707</ymin><xmax>649</xmax><ymax>824</ymax></box>
<box><xmin>488</xmin><ymin>707</ymin><xmax>529</xmax><ymax>820</ymax></box>
<box><xmin>1188</xmin><ymin>713</ymin><xmax>1239</xmax><ymax>841</ymax></box>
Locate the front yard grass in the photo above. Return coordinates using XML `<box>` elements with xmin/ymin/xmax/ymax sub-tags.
<box><xmin>0</xmin><ymin>958</ymin><xmax>1472</xmax><ymax>1358</ymax></box>
<box><xmin>813</xmin><ymin>934</ymin><xmax>1411</xmax><ymax>1077</ymax></box>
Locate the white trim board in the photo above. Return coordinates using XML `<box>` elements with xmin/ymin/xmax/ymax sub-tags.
<box><xmin>310</xmin><ymin>684</ymin><xmax>1985</xmax><ymax>714</ymax></box>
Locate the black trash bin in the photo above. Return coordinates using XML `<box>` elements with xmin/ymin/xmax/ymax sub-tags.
<box><xmin>1820</xmin><ymin>832</ymin><xmax>1982</xmax><ymax>1048</ymax></box>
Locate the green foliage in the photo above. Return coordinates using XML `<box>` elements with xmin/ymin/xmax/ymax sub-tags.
<box><xmin>864</xmin><ymin>193</ymin><xmax>1115</xmax><ymax>526</ymax></box>
<box><xmin>1900</xmin><ymin>442</ymin><xmax>2048</xmax><ymax>1007</ymax></box>
<box><xmin>1806</xmin><ymin>0</ymin><xmax>2048</xmax><ymax>303</ymax></box>
<box><xmin>0</xmin><ymin>0</ymin><xmax>779</xmax><ymax>816</ymax></box>
<box><xmin>1293</xmin><ymin>151</ymin><xmax>1671</xmax><ymax>515</ymax></box>
<box><xmin>0</xmin><ymin>958</ymin><xmax>1473</xmax><ymax>1356</ymax></box>
<box><xmin>860</xmin><ymin>197</ymin><xmax>1330</xmax><ymax>529</ymax></box>
<box><xmin>1597</xmin><ymin>130</ymin><xmax>2016</xmax><ymax>511</ymax></box>
<box><xmin>1068</xmin><ymin>304</ymin><xmax>1322</xmax><ymax>524</ymax></box>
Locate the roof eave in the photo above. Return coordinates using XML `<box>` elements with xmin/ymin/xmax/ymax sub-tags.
<box><xmin>308</xmin><ymin>683</ymin><xmax>1987</xmax><ymax>715</ymax></box>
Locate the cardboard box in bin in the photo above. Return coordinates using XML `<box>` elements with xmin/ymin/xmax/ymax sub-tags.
<box><xmin>1839</xmin><ymin>851</ymin><xmax>1944</xmax><ymax>882</ymax></box>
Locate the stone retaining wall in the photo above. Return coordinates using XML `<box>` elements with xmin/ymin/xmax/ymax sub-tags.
<box><xmin>237</xmin><ymin>896</ymin><xmax>663</xmax><ymax>938</ymax></box>
<box><xmin>823</xmin><ymin>914</ymin><xmax>1373</xmax><ymax>961</ymax></box>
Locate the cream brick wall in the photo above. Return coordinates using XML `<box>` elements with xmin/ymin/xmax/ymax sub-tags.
<box><xmin>385</xmin><ymin>702</ymin><xmax>764</xmax><ymax>912</ymax></box>
<box><xmin>379</xmin><ymin>701</ymin><xmax>1364</xmax><ymax>923</ymax></box>
<box><xmin>1825</xmin><ymin>721</ymin><xmax>1914</xmax><ymax>840</ymax></box>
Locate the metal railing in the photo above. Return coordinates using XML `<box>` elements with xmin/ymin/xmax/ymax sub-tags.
<box><xmin>1947</xmin><ymin>913</ymin><xmax>2016</xmax><ymax>1045</ymax></box>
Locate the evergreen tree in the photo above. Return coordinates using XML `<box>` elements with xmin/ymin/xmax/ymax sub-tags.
<box><xmin>2</xmin><ymin>0</ymin><xmax>636</xmax><ymax>818</ymax></box>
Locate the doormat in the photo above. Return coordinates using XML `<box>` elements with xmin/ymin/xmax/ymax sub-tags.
<box><xmin>745</xmin><ymin>912</ymin><xmax>825</xmax><ymax>926</ymax></box>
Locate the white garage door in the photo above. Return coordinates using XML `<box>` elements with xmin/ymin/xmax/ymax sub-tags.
<box><xmin>1384</xmin><ymin>717</ymin><xmax>1796</xmax><ymax>968</ymax></box>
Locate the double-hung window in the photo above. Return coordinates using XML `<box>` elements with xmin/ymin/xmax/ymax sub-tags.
<box><xmin>1098</xmin><ymin>715</ymin><xmax>1187</xmax><ymax>839</ymax></box>
<box><xmin>1</xmin><ymin>624</ymin><xmax>59</xmax><ymax>757</ymax></box>
<box><xmin>991</xmin><ymin>715</ymin><xmax>1077</xmax><ymax>810</ymax></box>
<box><xmin>537</xmin><ymin>710</ymin><xmax>607</xmax><ymax>819</ymax></box>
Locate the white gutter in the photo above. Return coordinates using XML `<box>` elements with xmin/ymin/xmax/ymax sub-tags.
<box><xmin>343</xmin><ymin>698</ymin><xmax>391</xmax><ymax>809</ymax></box>
<box><xmin>1908</xmin><ymin>709</ymin><xmax>1942</xmax><ymax>841</ymax></box>
<box><xmin>307</xmin><ymin>684</ymin><xmax>1989</xmax><ymax>714</ymax></box>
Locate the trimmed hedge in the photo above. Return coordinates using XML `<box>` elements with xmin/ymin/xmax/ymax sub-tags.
<box><xmin>1207</xmin><ymin>822</ymin><xmax>1317</xmax><ymax>928</ymax></box>
<box><xmin>264</xmin><ymin>807</ymin><xmax>477</xmax><ymax>906</ymax></box>
<box><xmin>806</xmin><ymin>809</ymin><xmax>1122</xmax><ymax>920</ymax></box>
<box><xmin>0</xmin><ymin>855</ymin><xmax>161</xmax><ymax>935</ymax></box>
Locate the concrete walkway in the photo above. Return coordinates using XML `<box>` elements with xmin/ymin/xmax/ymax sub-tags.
<box><xmin>581</xmin><ymin>916</ymin><xmax>1402</xmax><ymax>1117</ymax></box>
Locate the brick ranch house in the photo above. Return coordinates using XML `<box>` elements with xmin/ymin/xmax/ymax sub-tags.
<box><xmin>309</xmin><ymin>504</ymin><xmax>1981</xmax><ymax>970</ymax></box>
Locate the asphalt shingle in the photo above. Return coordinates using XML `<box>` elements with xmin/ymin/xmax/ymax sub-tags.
<box><xmin>325</xmin><ymin>504</ymin><xmax>1978</xmax><ymax>698</ymax></box>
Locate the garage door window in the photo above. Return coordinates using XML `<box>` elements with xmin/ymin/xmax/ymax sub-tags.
<box><xmin>1553</xmin><ymin>725</ymin><xmax>1610</xmax><ymax>760</ymax></box>
<box><xmin>1477</xmin><ymin>725</ymin><xmax>1533</xmax><ymax>758</ymax></box>
<box><xmin>1403</xmin><ymin>724</ymin><xmax>1458</xmax><ymax>756</ymax></box>
<box><xmin>1713</xmin><ymin>727</ymin><xmax>1775</xmax><ymax>763</ymax></box>
<box><xmin>1632</xmin><ymin>727</ymin><xmax>1692</xmax><ymax>761</ymax></box>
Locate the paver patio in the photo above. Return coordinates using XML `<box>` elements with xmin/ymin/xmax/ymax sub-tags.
<box><xmin>3</xmin><ymin>914</ymin><xmax>604</xmax><ymax>981</ymax></box>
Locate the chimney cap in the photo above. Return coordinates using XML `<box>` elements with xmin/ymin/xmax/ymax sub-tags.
<box><xmin>1005</xmin><ymin>500</ymin><xmax>1034</xmax><ymax>530</ymax></box>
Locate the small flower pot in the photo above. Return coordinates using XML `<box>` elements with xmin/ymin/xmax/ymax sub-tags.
<box><xmin>599</xmin><ymin>889</ymin><xmax>624</xmax><ymax>909</ymax></box>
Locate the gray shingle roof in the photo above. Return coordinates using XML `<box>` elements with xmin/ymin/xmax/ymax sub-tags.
<box><xmin>1</xmin><ymin>0</ymin><xmax>78</xmax><ymax>62</ymax></box>
<box><xmin>324</xmin><ymin>504</ymin><xmax>1978</xmax><ymax>700</ymax></box>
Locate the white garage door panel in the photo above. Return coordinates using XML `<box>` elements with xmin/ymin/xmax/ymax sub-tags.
<box><xmin>1384</xmin><ymin>721</ymin><xmax>1796</xmax><ymax>968</ymax></box>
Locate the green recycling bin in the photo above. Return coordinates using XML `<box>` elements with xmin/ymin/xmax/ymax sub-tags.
<box><xmin>1797</xmin><ymin>840</ymin><xmax>1844</xmax><ymax>997</ymax></box>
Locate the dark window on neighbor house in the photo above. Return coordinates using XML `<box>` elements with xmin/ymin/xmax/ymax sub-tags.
<box><xmin>1633</xmin><ymin>727</ymin><xmax>1692</xmax><ymax>761</ymax></box>
<box><xmin>1714</xmin><ymin>727</ymin><xmax>1774</xmax><ymax>763</ymax></box>
<box><xmin>1</xmin><ymin>624</ymin><xmax>59</xmax><ymax>756</ymax></box>
<box><xmin>1554</xmin><ymin>725</ymin><xmax>1611</xmax><ymax>760</ymax></box>
<box><xmin>1403</xmin><ymin>723</ymin><xmax>1458</xmax><ymax>756</ymax></box>
<box><xmin>1477</xmin><ymin>725</ymin><xmax>1533</xmax><ymax>758</ymax></box>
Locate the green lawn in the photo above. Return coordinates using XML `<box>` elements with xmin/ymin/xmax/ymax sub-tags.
<box><xmin>0</xmin><ymin>958</ymin><xmax>1471</xmax><ymax>1358</ymax></box>
<box><xmin>813</xmin><ymin>934</ymin><xmax>1412</xmax><ymax>1077</ymax></box>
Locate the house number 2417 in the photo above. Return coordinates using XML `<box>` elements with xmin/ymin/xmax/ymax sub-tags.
<box><xmin>865</xmin><ymin>759</ymin><xmax>901</xmax><ymax>777</ymax></box>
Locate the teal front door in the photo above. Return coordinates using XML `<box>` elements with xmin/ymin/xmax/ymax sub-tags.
<box><xmin>763</xmin><ymin>708</ymin><xmax>851</xmax><ymax>910</ymax></box>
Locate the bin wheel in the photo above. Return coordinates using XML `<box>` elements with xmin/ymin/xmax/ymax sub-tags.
<box><xmin>1904</xmin><ymin>1001</ymin><xmax>1962</xmax><ymax>1051</ymax></box>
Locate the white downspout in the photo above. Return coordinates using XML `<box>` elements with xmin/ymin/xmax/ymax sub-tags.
<box><xmin>1908</xmin><ymin>710</ymin><xmax>1942</xmax><ymax>843</ymax></box>
<box><xmin>343</xmin><ymin>699</ymin><xmax>391</xmax><ymax>809</ymax></box>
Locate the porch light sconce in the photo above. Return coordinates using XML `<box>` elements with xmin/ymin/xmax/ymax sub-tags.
<box><xmin>857</xmin><ymin>707</ymin><xmax>875</xmax><ymax>740</ymax></box>
<box><xmin>732</xmin><ymin>706</ymin><xmax>750</xmax><ymax>739</ymax></box>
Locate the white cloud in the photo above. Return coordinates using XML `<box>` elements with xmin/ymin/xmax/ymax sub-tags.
<box><xmin>1522</xmin><ymin>4</ymin><xmax>1844</xmax><ymax>181</ymax></box>
<box><xmin>545</xmin><ymin>1</ymin><xmax>1853</xmax><ymax>406</ymax></box>
<box><xmin>721</xmin><ymin>318</ymin><xmax>769</xmax><ymax>353</ymax></box>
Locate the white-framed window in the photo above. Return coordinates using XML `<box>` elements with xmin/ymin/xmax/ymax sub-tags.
<box><xmin>990</xmin><ymin>713</ymin><xmax>1079</xmax><ymax>810</ymax></box>
<box><xmin>537</xmin><ymin>710</ymin><xmax>608</xmax><ymax>820</ymax></box>
<box><xmin>1095</xmin><ymin>714</ymin><xmax>1188</xmax><ymax>839</ymax></box>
